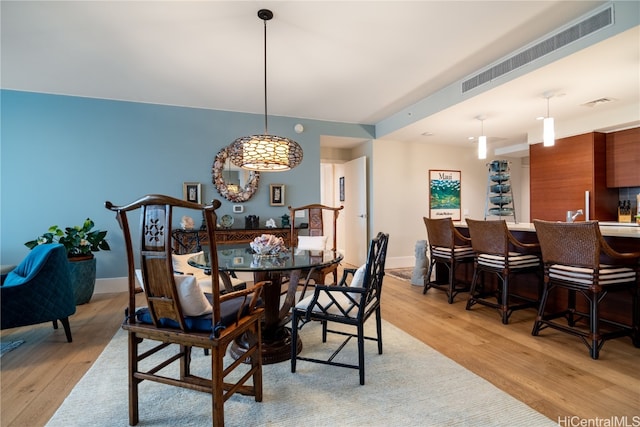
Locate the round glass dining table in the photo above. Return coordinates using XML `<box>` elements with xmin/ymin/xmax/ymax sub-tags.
<box><xmin>189</xmin><ymin>247</ymin><xmax>343</xmax><ymax>364</ymax></box>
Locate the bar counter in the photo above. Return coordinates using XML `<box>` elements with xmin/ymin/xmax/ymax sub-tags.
<box><xmin>454</xmin><ymin>221</ymin><xmax>640</xmax><ymax>239</ymax></box>
<box><xmin>448</xmin><ymin>220</ymin><xmax>639</xmax><ymax>326</ymax></box>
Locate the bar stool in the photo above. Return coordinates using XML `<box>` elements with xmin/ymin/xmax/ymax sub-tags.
<box><xmin>532</xmin><ymin>220</ymin><xmax>640</xmax><ymax>359</ymax></box>
<box><xmin>465</xmin><ymin>218</ymin><xmax>542</xmax><ymax>324</ymax></box>
<box><xmin>422</xmin><ymin>217</ymin><xmax>474</xmax><ymax>303</ymax></box>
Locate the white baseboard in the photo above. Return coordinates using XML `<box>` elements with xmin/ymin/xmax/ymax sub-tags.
<box><xmin>94</xmin><ymin>271</ymin><xmax>257</xmax><ymax>295</ymax></box>
<box><xmin>95</xmin><ymin>277</ymin><xmax>128</xmax><ymax>294</ymax></box>
<box><xmin>384</xmin><ymin>256</ymin><xmax>414</xmax><ymax>269</ymax></box>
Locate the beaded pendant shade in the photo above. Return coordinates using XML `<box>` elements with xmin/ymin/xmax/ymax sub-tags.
<box><xmin>228</xmin><ymin>9</ymin><xmax>303</xmax><ymax>172</ymax></box>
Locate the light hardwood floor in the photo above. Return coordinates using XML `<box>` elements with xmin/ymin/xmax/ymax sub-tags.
<box><xmin>2</xmin><ymin>272</ymin><xmax>639</xmax><ymax>426</ymax></box>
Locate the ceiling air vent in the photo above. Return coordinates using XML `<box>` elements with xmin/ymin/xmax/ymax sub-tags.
<box><xmin>582</xmin><ymin>97</ymin><xmax>613</xmax><ymax>107</ymax></box>
<box><xmin>462</xmin><ymin>6</ymin><xmax>613</xmax><ymax>93</ymax></box>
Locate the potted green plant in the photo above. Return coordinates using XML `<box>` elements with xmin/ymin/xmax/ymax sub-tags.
<box><xmin>25</xmin><ymin>219</ymin><xmax>110</xmax><ymax>304</ymax></box>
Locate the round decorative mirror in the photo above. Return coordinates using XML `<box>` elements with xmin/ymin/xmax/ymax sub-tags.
<box><xmin>212</xmin><ymin>147</ymin><xmax>260</xmax><ymax>202</ymax></box>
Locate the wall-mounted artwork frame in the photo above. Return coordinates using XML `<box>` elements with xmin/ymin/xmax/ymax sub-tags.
<box><xmin>429</xmin><ymin>170</ymin><xmax>461</xmax><ymax>221</ymax></box>
<box><xmin>183</xmin><ymin>182</ymin><xmax>202</xmax><ymax>204</ymax></box>
<box><xmin>269</xmin><ymin>184</ymin><xmax>285</xmax><ymax>206</ymax></box>
<box><xmin>339</xmin><ymin>176</ymin><xmax>345</xmax><ymax>202</ymax></box>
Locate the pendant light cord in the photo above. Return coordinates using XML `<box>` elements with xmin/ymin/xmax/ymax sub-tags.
<box><xmin>263</xmin><ymin>17</ymin><xmax>268</xmax><ymax>134</ymax></box>
<box><xmin>546</xmin><ymin>97</ymin><xmax>550</xmax><ymax>118</ymax></box>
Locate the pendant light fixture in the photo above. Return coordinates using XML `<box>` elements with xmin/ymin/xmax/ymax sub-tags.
<box><xmin>543</xmin><ymin>93</ymin><xmax>555</xmax><ymax>147</ymax></box>
<box><xmin>477</xmin><ymin>117</ymin><xmax>487</xmax><ymax>160</ymax></box>
<box><xmin>228</xmin><ymin>9</ymin><xmax>303</xmax><ymax>171</ymax></box>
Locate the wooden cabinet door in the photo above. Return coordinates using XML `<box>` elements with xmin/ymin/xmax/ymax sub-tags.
<box><xmin>606</xmin><ymin>128</ymin><xmax>640</xmax><ymax>187</ymax></box>
<box><xmin>530</xmin><ymin>132</ymin><xmax>618</xmax><ymax>221</ymax></box>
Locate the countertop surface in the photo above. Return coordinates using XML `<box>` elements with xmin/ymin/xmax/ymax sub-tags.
<box><xmin>454</xmin><ymin>221</ymin><xmax>640</xmax><ymax>239</ymax></box>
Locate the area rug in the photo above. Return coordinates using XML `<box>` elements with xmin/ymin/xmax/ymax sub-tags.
<box><xmin>0</xmin><ymin>340</ymin><xmax>24</xmax><ymax>358</ymax></box>
<box><xmin>386</xmin><ymin>267</ymin><xmax>426</xmax><ymax>286</ymax></box>
<box><xmin>46</xmin><ymin>320</ymin><xmax>554</xmax><ymax>427</ymax></box>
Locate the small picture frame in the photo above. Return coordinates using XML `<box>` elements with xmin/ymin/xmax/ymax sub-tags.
<box><xmin>183</xmin><ymin>182</ymin><xmax>202</xmax><ymax>204</ymax></box>
<box><xmin>339</xmin><ymin>176</ymin><xmax>345</xmax><ymax>202</ymax></box>
<box><xmin>269</xmin><ymin>184</ymin><xmax>285</xmax><ymax>206</ymax></box>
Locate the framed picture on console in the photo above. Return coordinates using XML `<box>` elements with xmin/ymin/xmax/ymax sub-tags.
<box><xmin>429</xmin><ymin>170</ymin><xmax>461</xmax><ymax>220</ymax></box>
<box><xmin>269</xmin><ymin>184</ymin><xmax>285</xmax><ymax>206</ymax></box>
<box><xmin>183</xmin><ymin>182</ymin><xmax>202</xmax><ymax>204</ymax></box>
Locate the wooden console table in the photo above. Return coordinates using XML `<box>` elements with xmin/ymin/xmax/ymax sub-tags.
<box><xmin>172</xmin><ymin>227</ymin><xmax>299</xmax><ymax>254</ymax></box>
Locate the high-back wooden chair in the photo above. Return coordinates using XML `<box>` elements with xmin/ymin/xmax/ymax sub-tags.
<box><xmin>105</xmin><ymin>194</ymin><xmax>265</xmax><ymax>427</ymax></box>
<box><xmin>465</xmin><ymin>218</ymin><xmax>542</xmax><ymax>324</ymax></box>
<box><xmin>291</xmin><ymin>232</ymin><xmax>389</xmax><ymax>385</ymax></box>
<box><xmin>532</xmin><ymin>220</ymin><xmax>640</xmax><ymax>359</ymax></box>
<box><xmin>288</xmin><ymin>204</ymin><xmax>344</xmax><ymax>286</ymax></box>
<box><xmin>422</xmin><ymin>217</ymin><xmax>474</xmax><ymax>303</ymax></box>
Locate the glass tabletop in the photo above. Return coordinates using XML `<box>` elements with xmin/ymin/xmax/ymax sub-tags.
<box><xmin>188</xmin><ymin>247</ymin><xmax>343</xmax><ymax>272</ymax></box>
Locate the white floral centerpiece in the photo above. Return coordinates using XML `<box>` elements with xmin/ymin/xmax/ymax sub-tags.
<box><xmin>250</xmin><ymin>234</ymin><xmax>288</xmax><ymax>256</ymax></box>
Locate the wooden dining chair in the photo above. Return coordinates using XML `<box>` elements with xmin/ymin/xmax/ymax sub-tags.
<box><xmin>287</xmin><ymin>203</ymin><xmax>344</xmax><ymax>287</ymax></box>
<box><xmin>105</xmin><ymin>194</ymin><xmax>265</xmax><ymax>427</ymax></box>
<box><xmin>532</xmin><ymin>220</ymin><xmax>640</xmax><ymax>359</ymax></box>
<box><xmin>422</xmin><ymin>217</ymin><xmax>475</xmax><ymax>303</ymax></box>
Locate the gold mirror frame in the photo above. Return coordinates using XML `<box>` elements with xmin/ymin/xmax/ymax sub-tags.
<box><xmin>212</xmin><ymin>147</ymin><xmax>260</xmax><ymax>202</ymax></box>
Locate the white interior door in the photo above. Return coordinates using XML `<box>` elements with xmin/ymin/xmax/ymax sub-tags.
<box><xmin>343</xmin><ymin>156</ymin><xmax>368</xmax><ymax>267</ymax></box>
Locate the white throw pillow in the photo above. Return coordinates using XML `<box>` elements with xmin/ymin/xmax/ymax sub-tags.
<box><xmin>172</xmin><ymin>251</ymin><xmax>205</xmax><ymax>276</ymax></box>
<box><xmin>351</xmin><ymin>264</ymin><xmax>367</xmax><ymax>288</ymax></box>
<box><xmin>297</xmin><ymin>235</ymin><xmax>328</xmax><ymax>251</ymax></box>
<box><xmin>170</xmin><ymin>252</ymin><xmax>246</xmax><ymax>293</ymax></box>
<box><xmin>174</xmin><ymin>274</ymin><xmax>213</xmax><ymax>316</ymax></box>
<box><xmin>134</xmin><ymin>269</ymin><xmax>212</xmax><ymax>316</ymax></box>
<box><xmin>348</xmin><ymin>264</ymin><xmax>368</xmax><ymax>302</ymax></box>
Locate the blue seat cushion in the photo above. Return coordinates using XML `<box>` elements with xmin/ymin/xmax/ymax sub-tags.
<box><xmin>135</xmin><ymin>293</ymin><xmax>261</xmax><ymax>337</ymax></box>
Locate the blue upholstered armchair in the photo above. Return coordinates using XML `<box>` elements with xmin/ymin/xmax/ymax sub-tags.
<box><xmin>1</xmin><ymin>244</ymin><xmax>76</xmax><ymax>342</ymax></box>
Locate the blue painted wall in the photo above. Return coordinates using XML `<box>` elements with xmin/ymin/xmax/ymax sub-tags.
<box><xmin>0</xmin><ymin>90</ymin><xmax>374</xmax><ymax>278</ymax></box>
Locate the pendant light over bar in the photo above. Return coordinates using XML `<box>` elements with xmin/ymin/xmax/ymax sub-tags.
<box><xmin>228</xmin><ymin>9</ymin><xmax>303</xmax><ymax>172</ymax></box>
<box><xmin>477</xmin><ymin>117</ymin><xmax>487</xmax><ymax>160</ymax></box>
<box><xmin>543</xmin><ymin>95</ymin><xmax>555</xmax><ymax>147</ymax></box>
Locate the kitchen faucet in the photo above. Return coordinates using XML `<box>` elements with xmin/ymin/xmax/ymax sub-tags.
<box><xmin>566</xmin><ymin>209</ymin><xmax>583</xmax><ymax>223</ymax></box>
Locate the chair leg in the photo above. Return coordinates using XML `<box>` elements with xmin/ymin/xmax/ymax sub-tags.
<box><xmin>501</xmin><ymin>275</ymin><xmax>510</xmax><ymax>325</ymax></box>
<box><xmin>532</xmin><ymin>280</ymin><xmax>551</xmax><ymax>336</ymax></box>
<box><xmin>251</xmin><ymin>323</ymin><xmax>263</xmax><ymax>402</ymax></box>
<box><xmin>633</xmin><ymin>286</ymin><xmax>640</xmax><ymax>348</ymax></box>
<box><xmin>590</xmin><ymin>292</ymin><xmax>600</xmax><ymax>360</ymax></box>
<box><xmin>357</xmin><ymin>323</ymin><xmax>365</xmax><ymax>385</ymax></box>
<box><xmin>567</xmin><ymin>289</ymin><xmax>577</xmax><ymax>326</ymax></box>
<box><xmin>447</xmin><ymin>260</ymin><xmax>455</xmax><ymax>304</ymax></box>
<box><xmin>211</xmin><ymin>347</ymin><xmax>225</xmax><ymax>427</ymax></box>
<box><xmin>466</xmin><ymin>264</ymin><xmax>480</xmax><ymax>311</ymax></box>
<box><xmin>59</xmin><ymin>317</ymin><xmax>73</xmax><ymax>342</ymax></box>
<box><xmin>423</xmin><ymin>260</ymin><xmax>435</xmax><ymax>295</ymax></box>
<box><xmin>376</xmin><ymin>307</ymin><xmax>383</xmax><ymax>355</ymax></box>
<box><xmin>291</xmin><ymin>311</ymin><xmax>299</xmax><ymax>373</ymax></box>
<box><xmin>180</xmin><ymin>345</ymin><xmax>192</xmax><ymax>379</ymax></box>
<box><xmin>128</xmin><ymin>332</ymin><xmax>140</xmax><ymax>426</ymax></box>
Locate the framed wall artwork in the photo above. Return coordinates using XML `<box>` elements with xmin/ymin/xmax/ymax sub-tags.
<box><xmin>339</xmin><ymin>176</ymin><xmax>345</xmax><ymax>202</ymax></box>
<box><xmin>269</xmin><ymin>184</ymin><xmax>285</xmax><ymax>206</ymax></box>
<box><xmin>183</xmin><ymin>182</ymin><xmax>202</xmax><ymax>204</ymax></box>
<box><xmin>429</xmin><ymin>170</ymin><xmax>461</xmax><ymax>220</ymax></box>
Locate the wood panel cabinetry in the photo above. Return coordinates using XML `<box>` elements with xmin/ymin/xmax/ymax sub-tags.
<box><xmin>606</xmin><ymin>127</ymin><xmax>640</xmax><ymax>187</ymax></box>
<box><xmin>530</xmin><ymin>132</ymin><xmax>618</xmax><ymax>221</ymax></box>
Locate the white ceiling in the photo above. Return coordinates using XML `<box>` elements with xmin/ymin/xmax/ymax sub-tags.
<box><xmin>2</xmin><ymin>1</ymin><xmax>638</xmax><ymax>155</ymax></box>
